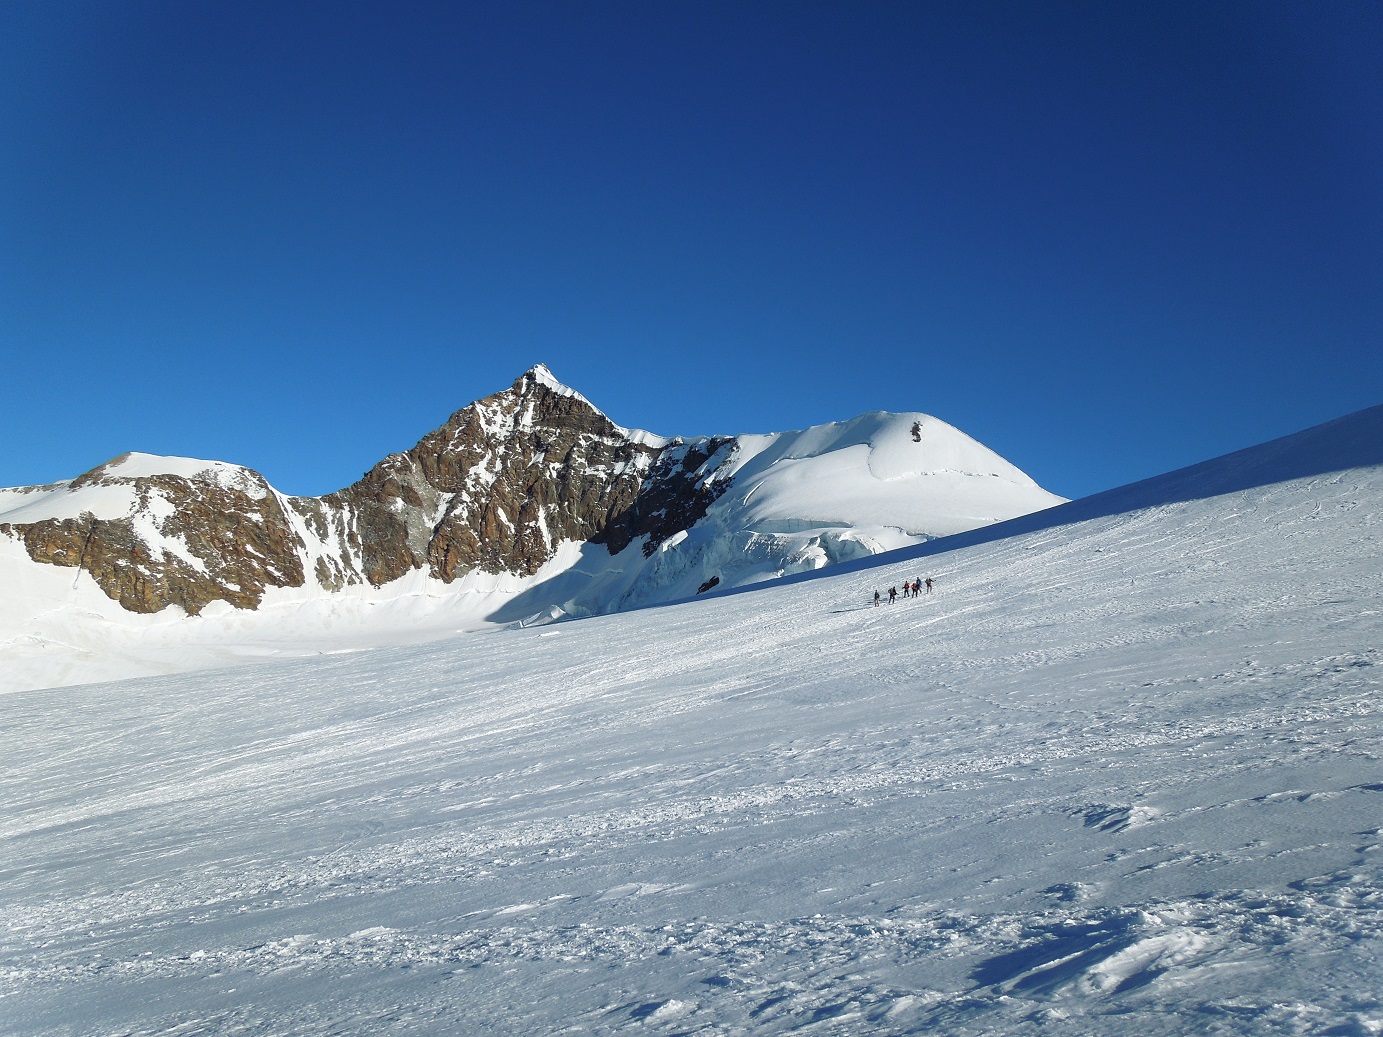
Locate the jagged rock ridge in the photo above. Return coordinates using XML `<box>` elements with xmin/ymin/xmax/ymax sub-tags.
<box><xmin>294</xmin><ymin>365</ymin><xmax>734</xmax><ymax>593</ymax></box>
<box><xmin>0</xmin><ymin>368</ymin><xmax>734</xmax><ymax>614</ymax></box>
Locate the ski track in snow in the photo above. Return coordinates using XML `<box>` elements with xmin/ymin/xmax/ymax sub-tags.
<box><xmin>0</xmin><ymin>467</ymin><xmax>1381</xmax><ymax>1035</ymax></box>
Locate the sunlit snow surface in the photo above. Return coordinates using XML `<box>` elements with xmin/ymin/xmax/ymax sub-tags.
<box><xmin>1</xmin><ymin>408</ymin><xmax>1381</xmax><ymax>1035</ymax></box>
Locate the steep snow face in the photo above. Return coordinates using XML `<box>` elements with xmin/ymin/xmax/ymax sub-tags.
<box><xmin>1</xmin><ymin>404</ymin><xmax>1378</xmax><ymax>1037</ymax></box>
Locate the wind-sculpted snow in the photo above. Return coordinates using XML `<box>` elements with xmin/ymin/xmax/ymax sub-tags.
<box><xmin>1</xmin><ymin>409</ymin><xmax>1379</xmax><ymax>1035</ymax></box>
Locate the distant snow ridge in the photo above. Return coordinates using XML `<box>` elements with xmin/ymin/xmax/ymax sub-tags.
<box><xmin>0</xmin><ymin>366</ymin><xmax>1063</xmax><ymax>692</ymax></box>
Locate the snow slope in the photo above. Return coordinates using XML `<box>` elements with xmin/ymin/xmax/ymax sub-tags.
<box><xmin>0</xmin><ymin>406</ymin><xmax>1379</xmax><ymax>1035</ymax></box>
<box><xmin>718</xmin><ymin>410</ymin><xmax>1050</xmax><ymax>537</ymax></box>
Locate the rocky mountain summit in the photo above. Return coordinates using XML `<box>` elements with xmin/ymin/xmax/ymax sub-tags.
<box><xmin>304</xmin><ymin>366</ymin><xmax>733</xmax><ymax>593</ymax></box>
<box><xmin>0</xmin><ymin>366</ymin><xmax>1064</xmax><ymax>622</ymax></box>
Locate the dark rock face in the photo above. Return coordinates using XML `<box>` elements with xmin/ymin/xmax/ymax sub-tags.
<box><xmin>1</xmin><ymin>368</ymin><xmax>737</xmax><ymax>614</ymax></box>
<box><xmin>405</xmin><ymin>373</ymin><xmax>666</xmax><ymax>579</ymax></box>
<box><xmin>592</xmin><ymin>437</ymin><xmax>734</xmax><ymax>558</ymax></box>
<box><xmin>311</xmin><ymin>369</ymin><xmax>732</xmax><ymax>587</ymax></box>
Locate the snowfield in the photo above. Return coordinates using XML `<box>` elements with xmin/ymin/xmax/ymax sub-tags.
<box><xmin>1</xmin><ymin>406</ymin><xmax>1380</xmax><ymax>1035</ymax></box>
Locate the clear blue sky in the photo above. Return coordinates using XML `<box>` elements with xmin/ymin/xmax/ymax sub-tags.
<box><xmin>3</xmin><ymin>1</ymin><xmax>1380</xmax><ymax>501</ymax></box>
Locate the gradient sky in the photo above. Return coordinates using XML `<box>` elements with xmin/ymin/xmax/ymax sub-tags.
<box><xmin>3</xmin><ymin>1</ymin><xmax>1380</xmax><ymax>501</ymax></box>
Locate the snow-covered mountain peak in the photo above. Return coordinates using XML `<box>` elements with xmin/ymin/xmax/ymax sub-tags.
<box><xmin>705</xmin><ymin>410</ymin><xmax>1061</xmax><ymax>543</ymax></box>
<box><xmin>519</xmin><ymin>361</ymin><xmax>586</xmax><ymax>399</ymax></box>
<box><xmin>739</xmin><ymin>410</ymin><xmax>1045</xmax><ymax>486</ymax></box>
<box><xmin>499</xmin><ymin>364</ymin><xmax>668</xmax><ymax>449</ymax></box>
<box><xmin>72</xmin><ymin>451</ymin><xmax>271</xmax><ymax>498</ymax></box>
<box><xmin>0</xmin><ymin>369</ymin><xmax>1067</xmax><ymax>687</ymax></box>
<box><xmin>511</xmin><ymin>362</ymin><xmax>596</xmax><ymax>408</ymax></box>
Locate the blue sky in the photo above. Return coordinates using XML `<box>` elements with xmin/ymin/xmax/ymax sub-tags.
<box><xmin>3</xmin><ymin>1</ymin><xmax>1380</xmax><ymax>501</ymax></box>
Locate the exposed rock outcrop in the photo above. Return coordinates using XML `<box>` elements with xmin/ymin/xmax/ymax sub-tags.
<box><xmin>1</xmin><ymin>456</ymin><xmax>305</xmax><ymax>615</ymax></box>
<box><xmin>309</xmin><ymin>366</ymin><xmax>729</xmax><ymax>586</ymax></box>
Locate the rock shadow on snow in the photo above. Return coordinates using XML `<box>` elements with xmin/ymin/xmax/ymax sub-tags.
<box><xmin>971</xmin><ymin>918</ymin><xmax>1140</xmax><ymax>996</ymax></box>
